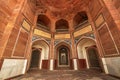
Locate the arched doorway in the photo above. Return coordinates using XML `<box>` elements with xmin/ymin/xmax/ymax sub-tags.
<box><xmin>55</xmin><ymin>42</ymin><xmax>72</xmax><ymax>70</ymax></box>
<box><xmin>30</xmin><ymin>49</ymin><xmax>41</xmax><ymax>68</ymax></box>
<box><xmin>77</xmin><ymin>37</ymin><xmax>102</xmax><ymax>70</ymax></box>
<box><xmin>58</xmin><ymin>46</ymin><xmax>69</xmax><ymax>66</ymax></box>
<box><xmin>86</xmin><ymin>46</ymin><xmax>100</xmax><ymax>68</ymax></box>
<box><xmin>30</xmin><ymin>39</ymin><xmax>50</xmax><ymax>70</ymax></box>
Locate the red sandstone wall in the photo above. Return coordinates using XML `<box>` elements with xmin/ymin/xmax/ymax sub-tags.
<box><xmin>78</xmin><ymin>59</ymin><xmax>87</xmax><ymax>70</ymax></box>
<box><xmin>88</xmin><ymin>0</ymin><xmax>102</xmax><ymax>20</ymax></box>
<box><xmin>42</xmin><ymin>60</ymin><xmax>49</xmax><ymax>69</ymax></box>
<box><xmin>0</xmin><ymin>0</ymin><xmax>36</xmax><ymax>69</ymax></box>
<box><xmin>3</xmin><ymin>1</ymin><xmax>35</xmax><ymax>58</ymax></box>
<box><xmin>0</xmin><ymin>0</ymin><xmax>17</xmax><ymax>55</ymax></box>
<box><xmin>88</xmin><ymin>0</ymin><xmax>120</xmax><ymax>57</ymax></box>
<box><xmin>10</xmin><ymin>1</ymin><xmax>35</xmax><ymax>58</ymax></box>
<box><xmin>0</xmin><ymin>0</ymin><xmax>18</xmax><ymax>69</ymax></box>
<box><xmin>113</xmin><ymin>0</ymin><xmax>120</xmax><ymax>13</ymax></box>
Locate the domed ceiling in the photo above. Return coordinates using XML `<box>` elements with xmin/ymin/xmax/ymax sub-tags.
<box><xmin>37</xmin><ymin>0</ymin><xmax>82</xmax><ymax>9</ymax></box>
<box><xmin>31</xmin><ymin>0</ymin><xmax>90</xmax><ymax>32</ymax></box>
<box><xmin>36</xmin><ymin>0</ymin><xmax>89</xmax><ymax>19</ymax></box>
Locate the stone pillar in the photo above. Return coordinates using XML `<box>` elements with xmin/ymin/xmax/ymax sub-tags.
<box><xmin>49</xmin><ymin>20</ymin><xmax>56</xmax><ymax>70</ymax></box>
<box><xmin>25</xmin><ymin>14</ymin><xmax>38</xmax><ymax>71</ymax></box>
<box><xmin>70</xmin><ymin>30</ymin><xmax>78</xmax><ymax>70</ymax></box>
<box><xmin>49</xmin><ymin>32</ymin><xmax>55</xmax><ymax>70</ymax></box>
<box><xmin>50</xmin><ymin>59</ymin><xmax>54</xmax><ymax>70</ymax></box>
<box><xmin>69</xmin><ymin>19</ymin><xmax>78</xmax><ymax>70</ymax></box>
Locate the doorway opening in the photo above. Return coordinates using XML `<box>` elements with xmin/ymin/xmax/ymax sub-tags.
<box><xmin>55</xmin><ymin>42</ymin><xmax>72</xmax><ymax>70</ymax></box>
<box><xmin>77</xmin><ymin>37</ymin><xmax>102</xmax><ymax>71</ymax></box>
<box><xmin>31</xmin><ymin>40</ymin><xmax>49</xmax><ymax>70</ymax></box>
<box><xmin>30</xmin><ymin>49</ymin><xmax>41</xmax><ymax>69</ymax></box>
<box><xmin>58</xmin><ymin>47</ymin><xmax>69</xmax><ymax>66</ymax></box>
<box><xmin>86</xmin><ymin>46</ymin><xmax>101</xmax><ymax>68</ymax></box>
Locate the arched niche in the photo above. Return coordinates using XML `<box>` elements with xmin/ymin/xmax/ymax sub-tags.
<box><xmin>86</xmin><ymin>46</ymin><xmax>101</xmax><ymax>68</ymax></box>
<box><xmin>30</xmin><ymin>49</ymin><xmax>41</xmax><ymax>69</ymax></box>
<box><xmin>77</xmin><ymin>37</ymin><xmax>97</xmax><ymax>69</ymax></box>
<box><xmin>54</xmin><ymin>42</ymin><xmax>73</xmax><ymax>69</ymax></box>
<box><xmin>37</xmin><ymin>15</ymin><xmax>51</xmax><ymax>31</ymax></box>
<box><xmin>73</xmin><ymin>11</ymin><xmax>88</xmax><ymax>29</ymax></box>
<box><xmin>32</xmin><ymin>40</ymin><xmax>50</xmax><ymax>69</ymax></box>
<box><xmin>77</xmin><ymin>38</ymin><xmax>96</xmax><ymax>59</ymax></box>
<box><xmin>55</xmin><ymin>19</ymin><xmax>69</xmax><ymax>32</ymax></box>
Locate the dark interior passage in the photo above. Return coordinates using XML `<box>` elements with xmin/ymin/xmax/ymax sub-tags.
<box><xmin>30</xmin><ymin>49</ymin><xmax>41</xmax><ymax>68</ymax></box>
<box><xmin>59</xmin><ymin>47</ymin><xmax>69</xmax><ymax>65</ymax></box>
<box><xmin>87</xmin><ymin>47</ymin><xmax>100</xmax><ymax>68</ymax></box>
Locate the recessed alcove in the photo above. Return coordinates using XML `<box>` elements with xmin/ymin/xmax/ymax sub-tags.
<box><xmin>73</xmin><ymin>11</ymin><xmax>89</xmax><ymax>29</ymax></box>
<box><xmin>37</xmin><ymin>15</ymin><xmax>51</xmax><ymax>31</ymax></box>
<box><xmin>55</xmin><ymin>19</ymin><xmax>69</xmax><ymax>33</ymax></box>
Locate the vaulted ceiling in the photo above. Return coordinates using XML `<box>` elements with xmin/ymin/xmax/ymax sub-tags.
<box><xmin>36</xmin><ymin>0</ymin><xmax>89</xmax><ymax>19</ymax></box>
<box><xmin>30</xmin><ymin>0</ymin><xmax>90</xmax><ymax>32</ymax></box>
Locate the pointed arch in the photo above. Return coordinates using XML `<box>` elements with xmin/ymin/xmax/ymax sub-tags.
<box><xmin>31</xmin><ymin>39</ymin><xmax>50</xmax><ymax>69</ymax></box>
<box><xmin>76</xmin><ymin>36</ymin><xmax>101</xmax><ymax>69</ymax></box>
<box><xmin>54</xmin><ymin>42</ymin><xmax>72</xmax><ymax>69</ymax></box>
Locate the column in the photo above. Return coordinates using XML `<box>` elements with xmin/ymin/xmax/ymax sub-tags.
<box><xmin>69</xmin><ymin>19</ymin><xmax>78</xmax><ymax>70</ymax></box>
<box><xmin>25</xmin><ymin>14</ymin><xmax>38</xmax><ymax>71</ymax></box>
<box><xmin>49</xmin><ymin>32</ymin><xmax>55</xmax><ymax>70</ymax></box>
<box><xmin>70</xmin><ymin>30</ymin><xmax>78</xmax><ymax>70</ymax></box>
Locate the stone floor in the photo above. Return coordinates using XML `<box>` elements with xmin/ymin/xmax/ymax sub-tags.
<box><xmin>12</xmin><ymin>69</ymin><xmax>119</xmax><ymax>80</ymax></box>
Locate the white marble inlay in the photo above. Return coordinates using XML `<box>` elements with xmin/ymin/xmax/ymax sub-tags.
<box><xmin>0</xmin><ymin>59</ymin><xmax>27</xmax><ymax>80</ymax></box>
<box><xmin>73</xmin><ymin>59</ymin><xmax>78</xmax><ymax>70</ymax></box>
<box><xmin>103</xmin><ymin>57</ymin><xmax>120</xmax><ymax>77</ymax></box>
<box><xmin>102</xmin><ymin>58</ymin><xmax>109</xmax><ymax>74</ymax></box>
<box><xmin>50</xmin><ymin>59</ymin><xmax>54</xmax><ymax>70</ymax></box>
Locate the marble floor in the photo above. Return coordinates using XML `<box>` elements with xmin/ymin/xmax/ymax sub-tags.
<box><xmin>12</xmin><ymin>69</ymin><xmax>119</xmax><ymax>80</ymax></box>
